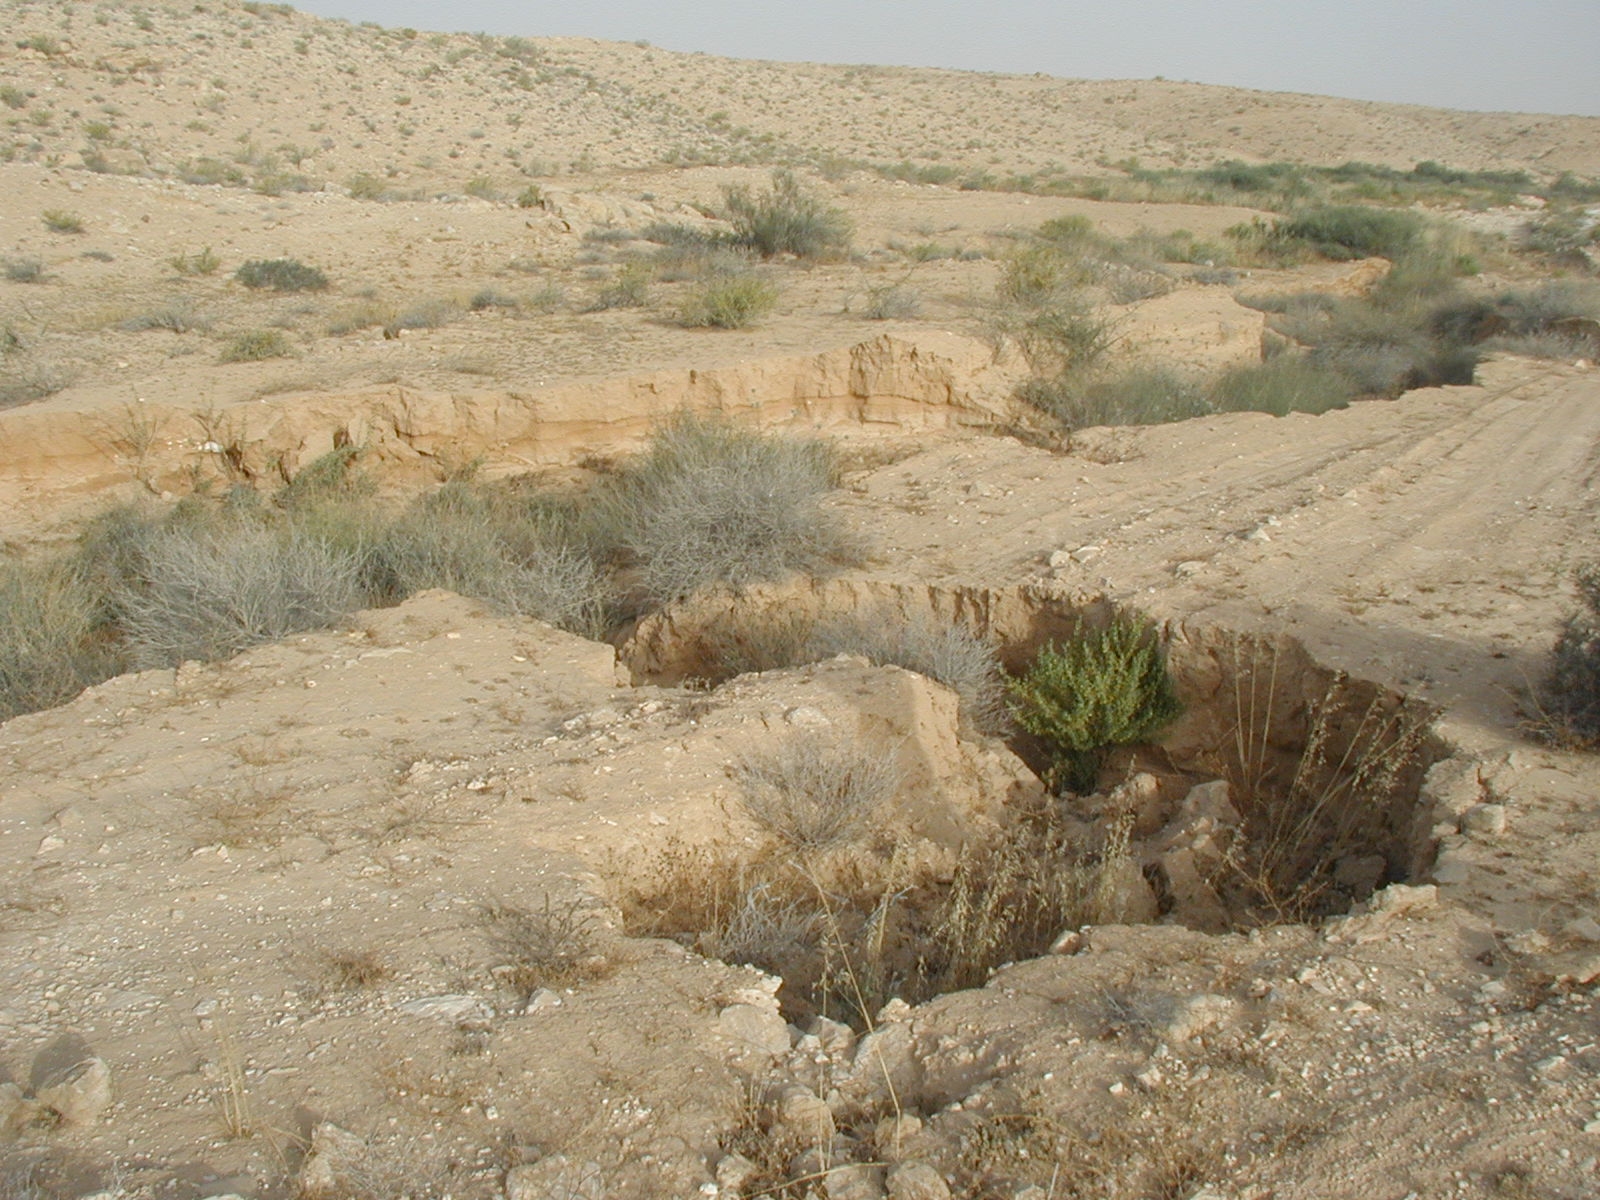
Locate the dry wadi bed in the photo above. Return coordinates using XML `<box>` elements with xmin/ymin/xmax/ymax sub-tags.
<box><xmin>2</xmin><ymin>3</ymin><xmax>1600</xmax><ymax>1200</ymax></box>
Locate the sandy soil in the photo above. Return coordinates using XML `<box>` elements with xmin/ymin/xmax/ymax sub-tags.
<box><xmin>2</xmin><ymin>3</ymin><xmax>1600</xmax><ymax>1199</ymax></box>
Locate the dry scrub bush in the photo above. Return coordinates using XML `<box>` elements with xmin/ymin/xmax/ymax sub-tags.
<box><xmin>618</xmin><ymin>801</ymin><xmax>1143</xmax><ymax>1026</ymax></box>
<box><xmin>0</xmin><ymin>560</ymin><xmax>115</xmax><ymax>720</ymax></box>
<box><xmin>736</xmin><ymin>733</ymin><xmax>902</xmax><ymax>853</ymax></box>
<box><xmin>1531</xmin><ymin>563</ymin><xmax>1600</xmax><ymax>749</ymax></box>
<box><xmin>120</xmin><ymin>522</ymin><xmax>364</xmax><ymax>668</ymax></box>
<box><xmin>928</xmin><ymin>809</ymin><xmax>1135</xmax><ymax>992</ymax></box>
<box><xmin>480</xmin><ymin>894</ymin><xmax>603</xmax><ymax>1002</ymax></box>
<box><xmin>1217</xmin><ymin>642</ymin><xmax>1433</xmax><ymax>917</ymax></box>
<box><xmin>722</xmin><ymin>169</ymin><xmax>852</xmax><ymax>260</ymax></box>
<box><xmin>861</xmin><ymin>283</ymin><xmax>921</xmax><ymax>320</ymax></box>
<box><xmin>677</xmin><ymin>272</ymin><xmax>780</xmax><ymax>328</ymax></box>
<box><xmin>122</xmin><ymin>298</ymin><xmax>211</xmax><ymax>334</ymax></box>
<box><xmin>594</xmin><ymin>414</ymin><xmax>863</xmax><ymax>609</ymax></box>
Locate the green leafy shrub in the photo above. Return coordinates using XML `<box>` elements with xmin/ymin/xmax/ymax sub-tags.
<box><xmin>1270</xmin><ymin>206</ymin><xmax>1426</xmax><ymax>261</ymax></box>
<box><xmin>233</xmin><ymin>258</ymin><xmax>328</xmax><ymax>292</ymax></box>
<box><xmin>1008</xmin><ymin>618</ymin><xmax>1181</xmax><ymax>793</ymax></box>
<box><xmin>677</xmin><ymin>273</ymin><xmax>779</xmax><ymax>328</ymax></box>
<box><xmin>1005</xmin><ymin>301</ymin><xmax>1117</xmax><ymax>379</ymax></box>
<box><xmin>168</xmin><ymin>246</ymin><xmax>221</xmax><ymax>276</ymax></box>
<box><xmin>1532</xmin><ymin>564</ymin><xmax>1600</xmax><ymax>748</ymax></box>
<box><xmin>722</xmin><ymin>169</ymin><xmax>851</xmax><ymax>260</ymax></box>
<box><xmin>587</xmin><ymin>260</ymin><xmax>650</xmax><ymax>311</ymax></box>
<box><xmin>41</xmin><ymin>209</ymin><xmax>84</xmax><ymax>234</ymax></box>
<box><xmin>220</xmin><ymin>329</ymin><xmax>291</xmax><ymax>362</ymax></box>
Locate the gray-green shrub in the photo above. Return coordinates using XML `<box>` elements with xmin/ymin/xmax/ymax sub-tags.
<box><xmin>1208</xmin><ymin>357</ymin><xmax>1354</xmax><ymax>417</ymax></box>
<box><xmin>594</xmin><ymin>414</ymin><xmax>862</xmax><ymax>609</ymax></box>
<box><xmin>0</xmin><ymin>560</ymin><xmax>115</xmax><ymax>720</ymax></box>
<box><xmin>722</xmin><ymin>169</ymin><xmax>851</xmax><ymax>260</ymax></box>
<box><xmin>1533</xmin><ymin>564</ymin><xmax>1600</xmax><ymax>748</ymax></box>
<box><xmin>120</xmin><ymin>523</ymin><xmax>364</xmax><ymax>668</ymax></box>
<box><xmin>233</xmin><ymin>258</ymin><xmax>328</xmax><ymax>292</ymax></box>
<box><xmin>677</xmin><ymin>273</ymin><xmax>779</xmax><ymax>329</ymax></box>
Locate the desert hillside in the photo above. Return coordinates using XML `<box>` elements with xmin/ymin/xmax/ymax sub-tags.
<box><xmin>0</xmin><ymin>0</ymin><xmax>1597</xmax><ymax>199</ymax></box>
<box><xmin>2</xmin><ymin>4</ymin><xmax>1600</xmax><ymax>1200</ymax></box>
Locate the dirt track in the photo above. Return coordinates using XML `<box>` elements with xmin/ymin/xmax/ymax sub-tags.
<box><xmin>854</xmin><ymin>357</ymin><xmax>1600</xmax><ymax>739</ymax></box>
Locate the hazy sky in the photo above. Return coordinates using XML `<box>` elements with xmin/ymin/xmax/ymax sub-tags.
<box><xmin>289</xmin><ymin>0</ymin><xmax>1600</xmax><ymax>116</ymax></box>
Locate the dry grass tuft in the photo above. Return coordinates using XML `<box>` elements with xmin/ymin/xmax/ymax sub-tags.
<box><xmin>735</xmin><ymin>733</ymin><xmax>902</xmax><ymax>854</ymax></box>
<box><xmin>480</xmin><ymin>894</ymin><xmax>606</xmax><ymax>1002</ymax></box>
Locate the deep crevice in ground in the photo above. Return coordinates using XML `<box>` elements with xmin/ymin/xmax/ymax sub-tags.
<box><xmin>614</xmin><ymin>578</ymin><xmax>1452</xmax><ymax>1025</ymax></box>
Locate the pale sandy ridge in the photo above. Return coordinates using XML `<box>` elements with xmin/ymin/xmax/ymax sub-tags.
<box><xmin>1</xmin><ymin>0</ymin><xmax>1596</xmax><ymax>203</ymax></box>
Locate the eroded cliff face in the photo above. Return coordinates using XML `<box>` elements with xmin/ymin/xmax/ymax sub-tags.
<box><xmin>0</xmin><ymin>333</ymin><xmax>1027</xmax><ymax>536</ymax></box>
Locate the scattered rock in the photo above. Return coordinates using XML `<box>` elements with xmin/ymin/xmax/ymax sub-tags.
<box><xmin>1565</xmin><ymin>916</ymin><xmax>1600</xmax><ymax>943</ymax></box>
<box><xmin>715</xmin><ymin>1154</ymin><xmax>760</xmax><ymax>1193</ymax></box>
<box><xmin>801</xmin><ymin>1014</ymin><xmax>857</xmax><ymax>1062</ymax></box>
<box><xmin>298</xmin><ymin>1122</ymin><xmax>370</xmax><ymax>1199</ymax></box>
<box><xmin>823</xmin><ymin>1162</ymin><xmax>887</xmax><ymax>1200</ymax></box>
<box><xmin>719</xmin><ymin>1003</ymin><xmax>791</xmax><ymax>1056</ymax></box>
<box><xmin>769</xmin><ymin>1083</ymin><xmax>835</xmax><ymax>1147</ymax></box>
<box><xmin>0</xmin><ymin>1080</ymin><xmax>29</xmax><ymax>1131</ymax></box>
<box><xmin>504</xmin><ymin>1156</ymin><xmax>606</xmax><ymax>1200</ymax></box>
<box><xmin>846</xmin><ymin>1021</ymin><xmax>919</xmax><ymax>1106</ymax></box>
<box><xmin>34</xmin><ymin>1056</ymin><xmax>112</xmax><ymax>1126</ymax></box>
<box><xmin>1326</xmin><ymin>884</ymin><xmax>1439</xmax><ymax>944</ymax></box>
<box><xmin>1461</xmin><ymin>803</ymin><xmax>1508</xmax><ymax>839</ymax></box>
<box><xmin>523</xmin><ymin>989</ymin><xmax>563</xmax><ymax>1014</ymax></box>
<box><xmin>887</xmin><ymin>1161</ymin><xmax>951</xmax><ymax>1200</ymax></box>
<box><xmin>1155</xmin><ymin>847</ymin><xmax>1231</xmax><ymax>932</ymax></box>
<box><xmin>1156</xmin><ymin>993</ymin><xmax>1234</xmax><ymax>1043</ymax></box>
<box><xmin>396</xmin><ymin>994</ymin><xmax>494</xmax><ymax>1023</ymax></box>
<box><xmin>1333</xmin><ymin>853</ymin><xmax>1387</xmax><ymax>896</ymax></box>
<box><xmin>874</xmin><ymin>1113</ymin><xmax>924</xmax><ymax>1159</ymax></box>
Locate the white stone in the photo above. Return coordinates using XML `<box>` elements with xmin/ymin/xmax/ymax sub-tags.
<box><xmin>718</xmin><ymin>1003</ymin><xmax>790</xmax><ymax>1056</ymax></box>
<box><xmin>35</xmin><ymin>1056</ymin><xmax>112</xmax><ymax>1125</ymax></box>
<box><xmin>396</xmin><ymin>994</ymin><xmax>493</xmax><ymax>1023</ymax></box>
<box><xmin>1461</xmin><ymin>803</ymin><xmax>1508</xmax><ymax>839</ymax></box>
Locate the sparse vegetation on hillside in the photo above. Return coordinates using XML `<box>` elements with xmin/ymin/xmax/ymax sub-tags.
<box><xmin>233</xmin><ymin>257</ymin><xmax>328</xmax><ymax>292</ymax></box>
<box><xmin>0</xmin><ymin>415</ymin><xmax>864</xmax><ymax>719</ymax></box>
<box><xmin>676</xmin><ymin>271</ymin><xmax>780</xmax><ymax>329</ymax></box>
<box><xmin>722</xmin><ymin>169</ymin><xmax>852</xmax><ymax>260</ymax></box>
